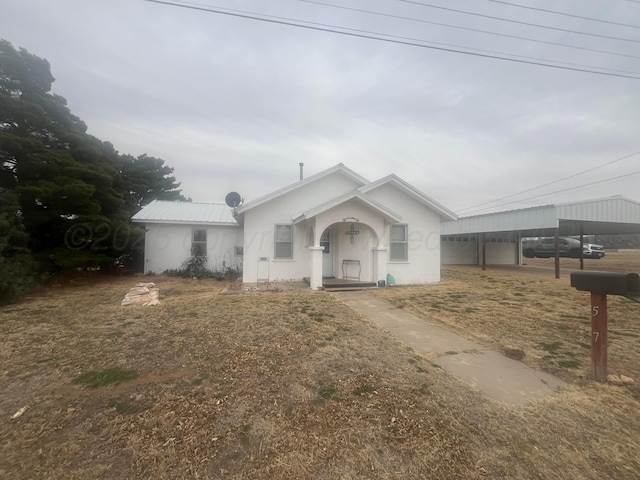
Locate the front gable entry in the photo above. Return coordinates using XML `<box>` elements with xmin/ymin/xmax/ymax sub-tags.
<box><xmin>238</xmin><ymin>164</ymin><xmax>456</xmax><ymax>289</ymax></box>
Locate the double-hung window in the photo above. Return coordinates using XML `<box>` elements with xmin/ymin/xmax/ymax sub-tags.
<box><xmin>192</xmin><ymin>229</ymin><xmax>207</xmax><ymax>257</ymax></box>
<box><xmin>390</xmin><ymin>224</ymin><xmax>408</xmax><ymax>261</ymax></box>
<box><xmin>274</xmin><ymin>224</ymin><xmax>293</xmax><ymax>259</ymax></box>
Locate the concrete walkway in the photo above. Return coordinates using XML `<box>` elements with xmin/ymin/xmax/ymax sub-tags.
<box><xmin>334</xmin><ymin>291</ymin><xmax>568</xmax><ymax>405</ymax></box>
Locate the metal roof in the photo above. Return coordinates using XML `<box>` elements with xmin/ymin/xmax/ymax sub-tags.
<box><xmin>131</xmin><ymin>200</ymin><xmax>239</xmax><ymax>225</ymax></box>
<box><xmin>441</xmin><ymin>196</ymin><xmax>640</xmax><ymax>236</ymax></box>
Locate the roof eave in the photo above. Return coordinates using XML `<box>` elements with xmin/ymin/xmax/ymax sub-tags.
<box><xmin>291</xmin><ymin>192</ymin><xmax>402</xmax><ymax>224</ymax></box>
<box><xmin>359</xmin><ymin>174</ymin><xmax>457</xmax><ymax>221</ymax></box>
<box><xmin>131</xmin><ymin>219</ymin><xmax>240</xmax><ymax>226</ymax></box>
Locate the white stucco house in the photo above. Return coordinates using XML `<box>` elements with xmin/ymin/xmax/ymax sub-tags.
<box><xmin>131</xmin><ymin>200</ymin><xmax>243</xmax><ymax>275</ymax></box>
<box><xmin>132</xmin><ymin>164</ymin><xmax>457</xmax><ymax>289</ymax></box>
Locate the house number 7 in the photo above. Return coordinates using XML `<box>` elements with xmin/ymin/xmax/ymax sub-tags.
<box><xmin>593</xmin><ymin>331</ymin><xmax>600</xmax><ymax>342</ymax></box>
<box><xmin>592</xmin><ymin>306</ymin><xmax>600</xmax><ymax>317</ymax></box>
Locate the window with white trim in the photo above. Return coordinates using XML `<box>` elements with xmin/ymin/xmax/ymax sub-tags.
<box><xmin>192</xmin><ymin>229</ymin><xmax>207</xmax><ymax>257</ymax></box>
<box><xmin>390</xmin><ymin>224</ymin><xmax>408</xmax><ymax>261</ymax></box>
<box><xmin>274</xmin><ymin>224</ymin><xmax>293</xmax><ymax>259</ymax></box>
<box><xmin>234</xmin><ymin>246</ymin><xmax>244</xmax><ymax>257</ymax></box>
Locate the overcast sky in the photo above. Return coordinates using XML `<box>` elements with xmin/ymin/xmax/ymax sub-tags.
<box><xmin>2</xmin><ymin>0</ymin><xmax>639</xmax><ymax>215</ymax></box>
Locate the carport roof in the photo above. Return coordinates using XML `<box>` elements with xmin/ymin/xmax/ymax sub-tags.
<box><xmin>441</xmin><ymin>196</ymin><xmax>640</xmax><ymax>236</ymax></box>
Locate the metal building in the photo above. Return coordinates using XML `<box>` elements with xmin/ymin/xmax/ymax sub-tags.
<box><xmin>441</xmin><ymin>196</ymin><xmax>640</xmax><ymax>278</ymax></box>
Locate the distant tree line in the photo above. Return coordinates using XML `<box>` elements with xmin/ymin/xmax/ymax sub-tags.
<box><xmin>0</xmin><ymin>39</ymin><xmax>188</xmax><ymax>304</ymax></box>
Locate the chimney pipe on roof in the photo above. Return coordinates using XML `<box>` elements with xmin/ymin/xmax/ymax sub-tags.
<box><xmin>299</xmin><ymin>162</ymin><xmax>304</xmax><ymax>181</ymax></box>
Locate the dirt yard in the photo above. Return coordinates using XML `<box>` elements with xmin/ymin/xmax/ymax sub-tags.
<box><xmin>1</xmin><ymin>251</ymin><xmax>639</xmax><ymax>479</ymax></box>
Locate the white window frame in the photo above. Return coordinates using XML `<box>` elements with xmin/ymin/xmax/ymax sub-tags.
<box><xmin>192</xmin><ymin>229</ymin><xmax>207</xmax><ymax>257</ymax></box>
<box><xmin>234</xmin><ymin>246</ymin><xmax>244</xmax><ymax>257</ymax></box>
<box><xmin>274</xmin><ymin>224</ymin><xmax>293</xmax><ymax>259</ymax></box>
<box><xmin>390</xmin><ymin>224</ymin><xmax>408</xmax><ymax>262</ymax></box>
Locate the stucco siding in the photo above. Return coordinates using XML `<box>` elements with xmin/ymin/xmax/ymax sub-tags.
<box><xmin>241</xmin><ymin>172</ymin><xmax>368</xmax><ymax>283</ymax></box>
<box><xmin>332</xmin><ymin>223</ymin><xmax>377</xmax><ymax>281</ymax></box>
<box><xmin>242</xmin><ymin>209</ymin><xmax>310</xmax><ymax>283</ymax></box>
<box><xmin>365</xmin><ymin>183</ymin><xmax>442</xmax><ymax>284</ymax></box>
<box><xmin>143</xmin><ymin>223</ymin><xmax>243</xmax><ymax>274</ymax></box>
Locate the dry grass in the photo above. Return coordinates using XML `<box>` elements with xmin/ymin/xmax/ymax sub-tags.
<box><xmin>1</xmin><ymin>253</ymin><xmax>639</xmax><ymax>479</ymax></box>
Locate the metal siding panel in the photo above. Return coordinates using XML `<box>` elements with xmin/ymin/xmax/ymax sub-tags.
<box><xmin>557</xmin><ymin>197</ymin><xmax>640</xmax><ymax>224</ymax></box>
<box><xmin>440</xmin><ymin>205</ymin><xmax>557</xmax><ymax>235</ymax></box>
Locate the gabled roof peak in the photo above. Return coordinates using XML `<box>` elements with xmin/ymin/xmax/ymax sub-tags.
<box><xmin>358</xmin><ymin>174</ymin><xmax>457</xmax><ymax>221</ymax></box>
<box><xmin>236</xmin><ymin>163</ymin><xmax>369</xmax><ymax>215</ymax></box>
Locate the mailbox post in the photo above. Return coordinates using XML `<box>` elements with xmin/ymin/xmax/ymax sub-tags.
<box><xmin>589</xmin><ymin>291</ymin><xmax>608</xmax><ymax>382</ymax></box>
<box><xmin>570</xmin><ymin>272</ymin><xmax>640</xmax><ymax>383</ymax></box>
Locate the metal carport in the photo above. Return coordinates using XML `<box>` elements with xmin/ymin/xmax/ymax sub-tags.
<box><xmin>441</xmin><ymin>196</ymin><xmax>640</xmax><ymax>278</ymax></box>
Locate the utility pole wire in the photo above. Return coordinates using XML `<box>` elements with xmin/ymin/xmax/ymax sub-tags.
<box><xmin>141</xmin><ymin>0</ymin><xmax>640</xmax><ymax>80</ymax></box>
<box><xmin>397</xmin><ymin>0</ymin><xmax>640</xmax><ymax>44</ymax></box>
<box><xmin>457</xmin><ymin>152</ymin><xmax>640</xmax><ymax>213</ymax></box>
<box><xmin>479</xmin><ymin>0</ymin><xmax>640</xmax><ymax>29</ymax></box>
<box><xmin>295</xmin><ymin>0</ymin><xmax>640</xmax><ymax>60</ymax></box>
<box><xmin>461</xmin><ymin>169</ymin><xmax>640</xmax><ymax>216</ymax></box>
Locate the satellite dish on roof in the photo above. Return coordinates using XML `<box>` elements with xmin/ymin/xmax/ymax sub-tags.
<box><xmin>225</xmin><ymin>191</ymin><xmax>242</xmax><ymax>208</ymax></box>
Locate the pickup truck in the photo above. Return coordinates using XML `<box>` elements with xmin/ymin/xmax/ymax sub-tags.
<box><xmin>522</xmin><ymin>237</ymin><xmax>605</xmax><ymax>259</ymax></box>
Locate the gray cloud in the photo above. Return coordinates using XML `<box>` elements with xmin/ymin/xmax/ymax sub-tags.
<box><xmin>2</xmin><ymin>0</ymin><xmax>639</xmax><ymax>213</ymax></box>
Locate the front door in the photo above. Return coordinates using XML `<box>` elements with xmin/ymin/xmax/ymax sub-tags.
<box><xmin>320</xmin><ymin>227</ymin><xmax>333</xmax><ymax>277</ymax></box>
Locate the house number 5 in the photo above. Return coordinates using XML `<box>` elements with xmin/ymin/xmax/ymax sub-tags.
<box><xmin>592</xmin><ymin>306</ymin><xmax>600</xmax><ymax>317</ymax></box>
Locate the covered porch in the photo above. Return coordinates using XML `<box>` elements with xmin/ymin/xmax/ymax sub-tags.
<box><xmin>293</xmin><ymin>192</ymin><xmax>401</xmax><ymax>290</ymax></box>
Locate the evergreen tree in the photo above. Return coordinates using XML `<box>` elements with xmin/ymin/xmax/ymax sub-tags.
<box><xmin>0</xmin><ymin>39</ymin><xmax>187</xmax><ymax>281</ymax></box>
<box><xmin>120</xmin><ymin>153</ymin><xmax>189</xmax><ymax>217</ymax></box>
<box><xmin>0</xmin><ymin>39</ymin><xmax>128</xmax><ymax>269</ymax></box>
<box><xmin>0</xmin><ymin>189</ymin><xmax>36</xmax><ymax>304</ymax></box>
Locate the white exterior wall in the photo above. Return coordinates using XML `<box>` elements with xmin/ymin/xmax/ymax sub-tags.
<box><xmin>485</xmin><ymin>240</ymin><xmax>518</xmax><ymax>264</ymax></box>
<box><xmin>442</xmin><ymin>233</ymin><xmax>518</xmax><ymax>265</ymax></box>
<box><xmin>143</xmin><ymin>223</ymin><xmax>243</xmax><ymax>274</ymax></box>
<box><xmin>365</xmin><ymin>184</ymin><xmax>442</xmax><ymax>284</ymax></box>
<box><xmin>441</xmin><ymin>237</ymin><xmax>477</xmax><ymax>264</ymax></box>
<box><xmin>314</xmin><ymin>199</ymin><xmax>385</xmax><ymax>282</ymax></box>
<box><xmin>332</xmin><ymin>223</ymin><xmax>377</xmax><ymax>281</ymax></box>
<box><xmin>242</xmin><ymin>172</ymin><xmax>363</xmax><ymax>283</ymax></box>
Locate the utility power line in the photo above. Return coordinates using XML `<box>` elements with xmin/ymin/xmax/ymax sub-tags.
<box><xmin>457</xmin><ymin>151</ymin><xmax>640</xmax><ymax>214</ymax></box>
<box><xmin>397</xmin><ymin>0</ymin><xmax>640</xmax><ymax>44</ymax></box>
<box><xmin>461</xmin><ymin>169</ymin><xmax>640</xmax><ymax>216</ymax></box>
<box><xmin>295</xmin><ymin>0</ymin><xmax>640</xmax><ymax>60</ymax></box>
<box><xmin>479</xmin><ymin>0</ymin><xmax>640</xmax><ymax>29</ymax></box>
<box><xmin>142</xmin><ymin>0</ymin><xmax>640</xmax><ymax>80</ymax></box>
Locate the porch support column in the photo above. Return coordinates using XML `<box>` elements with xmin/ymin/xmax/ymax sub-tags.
<box><xmin>309</xmin><ymin>246</ymin><xmax>324</xmax><ymax>290</ymax></box>
<box><xmin>372</xmin><ymin>247</ymin><xmax>388</xmax><ymax>284</ymax></box>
